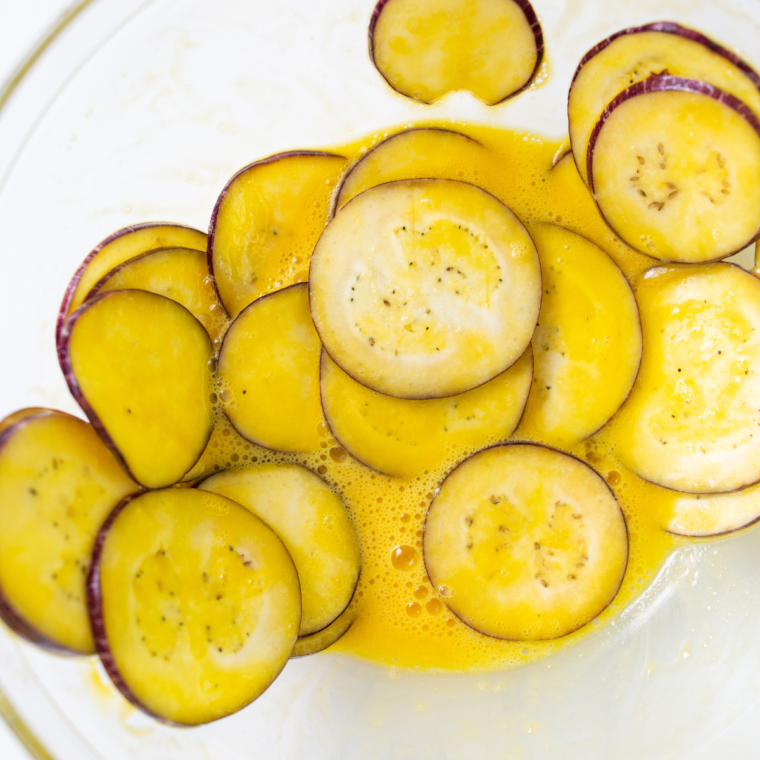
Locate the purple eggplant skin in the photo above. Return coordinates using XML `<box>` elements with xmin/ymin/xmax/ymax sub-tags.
<box><xmin>0</xmin><ymin>409</ymin><xmax>92</xmax><ymax>656</ymax></box>
<box><xmin>57</xmin><ymin>290</ymin><xmax>214</xmax><ymax>489</ymax></box>
<box><xmin>318</xmin><ymin>346</ymin><xmax>536</xmax><ymax>477</ymax></box>
<box><xmin>586</xmin><ymin>76</ymin><xmax>760</xmax><ymax>263</ymax></box>
<box><xmin>367</xmin><ymin>0</ymin><xmax>544</xmax><ymax>105</ymax></box>
<box><xmin>55</xmin><ymin>222</ymin><xmax>207</xmax><ymax>364</ymax></box>
<box><xmin>207</xmin><ymin>150</ymin><xmax>346</xmax><ymax>316</ymax></box>
<box><xmin>422</xmin><ymin>442</ymin><xmax>629</xmax><ymax>642</ymax></box>
<box><xmin>215</xmin><ymin>282</ymin><xmax>319</xmax><ymax>454</ymax></box>
<box><xmin>568</xmin><ymin>21</ymin><xmax>760</xmax><ymax>181</ymax></box>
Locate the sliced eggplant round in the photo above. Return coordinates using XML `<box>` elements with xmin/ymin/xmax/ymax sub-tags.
<box><xmin>57</xmin><ymin>223</ymin><xmax>206</xmax><ymax>353</ymax></box>
<box><xmin>320</xmin><ymin>347</ymin><xmax>532</xmax><ymax>477</ymax></box>
<box><xmin>310</xmin><ymin>178</ymin><xmax>542</xmax><ymax>399</ymax></box>
<box><xmin>424</xmin><ymin>444</ymin><xmax>628</xmax><ymax>640</ymax></box>
<box><xmin>369</xmin><ymin>0</ymin><xmax>543</xmax><ymax>105</ymax></box>
<box><xmin>334</xmin><ymin>128</ymin><xmax>488</xmax><ymax>212</ymax></box>
<box><xmin>217</xmin><ymin>283</ymin><xmax>323</xmax><ymax>452</ymax></box>
<box><xmin>666</xmin><ymin>484</ymin><xmax>760</xmax><ymax>538</ymax></box>
<box><xmin>518</xmin><ymin>225</ymin><xmax>642</xmax><ymax>445</ymax></box>
<box><xmin>0</xmin><ymin>410</ymin><xmax>138</xmax><ymax>655</ymax></box>
<box><xmin>60</xmin><ymin>290</ymin><xmax>215</xmax><ymax>489</ymax></box>
<box><xmin>569</xmin><ymin>22</ymin><xmax>760</xmax><ymax>185</ymax></box>
<box><xmin>0</xmin><ymin>407</ymin><xmax>49</xmax><ymax>436</ymax></box>
<box><xmin>612</xmin><ymin>263</ymin><xmax>760</xmax><ymax>494</ymax></box>
<box><xmin>291</xmin><ymin>600</ymin><xmax>357</xmax><ymax>658</ymax></box>
<box><xmin>88</xmin><ymin>488</ymin><xmax>300</xmax><ymax>726</ymax></box>
<box><xmin>209</xmin><ymin>151</ymin><xmax>348</xmax><ymax>319</ymax></box>
<box><xmin>588</xmin><ymin>76</ymin><xmax>760</xmax><ymax>263</ymax></box>
<box><xmin>200</xmin><ymin>463</ymin><xmax>360</xmax><ymax>638</ymax></box>
<box><xmin>631</xmin><ymin>472</ymin><xmax>760</xmax><ymax>539</ymax></box>
<box><xmin>180</xmin><ymin>414</ymin><xmax>249</xmax><ymax>484</ymax></box>
<box><xmin>88</xmin><ymin>247</ymin><xmax>229</xmax><ymax>340</ymax></box>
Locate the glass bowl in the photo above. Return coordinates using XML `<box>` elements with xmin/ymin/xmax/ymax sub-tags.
<box><xmin>2</xmin><ymin>0</ymin><xmax>760</xmax><ymax>757</ymax></box>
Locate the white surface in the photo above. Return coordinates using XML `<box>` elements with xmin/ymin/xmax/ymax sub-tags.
<box><xmin>1</xmin><ymin>1</ymin><xmax>760</xmax><ymax>759</ymax></box>
<box><xmin>0</xmin><ymin>2</ymin><xmax>74</xmax><ymax>757</ymax></box>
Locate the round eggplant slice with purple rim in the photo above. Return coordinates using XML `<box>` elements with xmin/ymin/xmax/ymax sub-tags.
<box><xmin>209</xmin><ymin>150</ymin><xmax>348</xmax><ymax>319</ymax></box>
<box><xmin>0</xmin><ymin>410</ymin><xmax>138</xmax><ymax>655</ymax></box>
<box><xmin>87</xmin><ymin>488</ymin><xmax>301</xmax><ymax>726</ymax></box>
<box><xmin>369</xmin><ymin>0</ymin><xmax>543</xmax><ymax>105</ymax></box>
<box><xmin>569</xmin><ymin>21</ymin><xmax>760</xmax><ymax>185</ymax></box>
<box><xmin>517</xmin><ymin>224</ymin><xmax>642</xmax><ymax>447</ymax></box>
<box><xmin>423</xmin><ymin>444</ymin><xmax>628</xmax><ymax>641</ymax></box>
<box><xmin>610</xmin><ymin>263</ymin><xmax>760</xmax><ymax>495</ymax></box>
<box><xmin>200</xmin><ymin>462</ymin><xmax>361</xmax><ymax>639</ymax></box>
<box><xmin>588</xmin><ymin>76</ymin><xmax>760</xmax><ymax>263</ymax></box>
<box><xmin>59</xmin><ymin>289</ymin><xmax>215</xmax><ymax>489</ymax></box>
<box><xmin>309</xmin><ymin>178</ymin><xmax>542</xmax><ymax>400</ymax></box>
<box><xmin>334</xmin><ymin>127</ymin><xmax>488</xmax><ymax>213</ymax></box>
<box><xmin>291</xmin><ymin>600</ymin><xmax>358</xmax><ymax>658</ymax></box>
<box><xmin>217</xmin><ymin>283</ymin><xmax>323</xmax><ymax>453</ymax></box>
<box><xmin>56</xmin><ymin>222</ymin><xmax>207</xmax><ymax>357</ymax></box>
<box><xmin>87</xmin><ymin>247</ymin><xmax>229</xmax><ymax>341</ymax></box>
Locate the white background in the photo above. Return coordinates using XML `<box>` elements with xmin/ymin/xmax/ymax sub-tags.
<box><xmin>0</xmin><ymin>5</ymin><xmax>72</xmax><ymax>757</ymax></box>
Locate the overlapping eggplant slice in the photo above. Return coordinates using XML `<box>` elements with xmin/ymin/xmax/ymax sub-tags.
<box><xmin>369</xmin><ymin>0</ymin><xmax>543</xmax><ymax>105</ymax></box>
<box><xmin>622</xmin><ymin>470</ymin><xmax>760</xmax><ymax>539</ymax></box>
<box><xmin>200</xmin><ymin>463</ymin><xmax>360</xmax><ymax>639</ymax></box>
<box><xmin>310</xmin><ymin>178</ymin><xmax>541</xmax><ymax>399</ymax></box>
<box><xmin>56</xmin><ymin>223</ymin><xmax>207</xmax><ymax>352</ymax></box>
<box><xmin>88</xmin><ymin>247</ymin><xmax>228</xmax><ymax>340</ymax></box>
<box><xmin>569</xmin><ymin>22</ymin><xmax>760</xmax><ymax>186</ymax></box>
<box><xmin>60</xmin><ymin>290</ymin><xmax>215</xmax><ymax>489</ymax></box>
<box><xmin>334</xmin><ymin>128</ymin><xmax>488</xmax><ymax>211</ymax></box>
<box><xmin>588</xmin><ymin>76</ymin><xmax>760</xmax><ymax>263</ymax></box>
<box><xmin>321</xmin><ymin>348</ymin><xmax>533</xmax><ymax>477</ymax></box>
<box><xmin>88</xmin><ymin>488</ymin><xmax>301</xmax><ymax>726</ymax></box>
<box><xmin>209</xmin><ymin>151</ymin><xmax>348</xmax><ymax>318</ymax></box>
<box><xmin>217</xmin><ymin>283</ymin><xmax>323</xmax><ymax>452</ymax></box>
<box><xmin>0</xmin><ymin>407</ymin><xmax>49</xmax><ymax>435</ymax></box>
<box><xmin>424</xmin><ymin>444</ymin><xmax>628</xmax><ymax>640</ymax></box>
<box><xmin>517</xmin><ymin>225</ymin><xmax>642</xmax><ymax>446</ymax></box>
<box><xmin>292</xmin><ymin>601</ymin><xmax>358</xmax><ymax>658</ymax></box>
<box><xmin>0</xmin><ymin>410</ymin><xmax>138</xmax><ymax>654</ymax></box>
<box><xmin>612</xmin><ymin>263</ymin><xmax>760</xmax><ymax>494</ymax></box>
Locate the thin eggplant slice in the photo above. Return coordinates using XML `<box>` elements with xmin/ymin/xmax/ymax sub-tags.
<box><xmin>57</xmin><ymin>223</ymin><xmax>206</xmax><ymax>351</ymax></box>
<box><xmin>517</xmin><ymin>225</ymin><xmax>642</xmax><ymax>445</ymax></box>
<box><xmin>335</xmin><ymin>128</ymin><xmax>488</xmax><ymax>212</ymax></box>
<box><xmin>0</xmin><ymin>407</ymin><xmax>50</xmax><ymax>436</ymax></box>
<box><xmin>210</xmin><ymin>151</ymin><xmax>348</xmax><ymax>318</ymax></box>
<box><xmin>200</xmin><ymin>463</ymin><xmax>360</xmax><ymax>638</ymax></box>
<box><xmin>310</xmin><ymin>178</ymin><xmax>541</xmax><ymax>399</ymax></box>
<box><xmin>588</xmin><ymin>76</ymin><xmax>760</xmax><ymax>263</ymax></box>
<box><xmin>424</xmin><ymin>444</ymin><xmax>628</xmax><ymax>640</ymax></box>
<box><xmin>611</xmin><ymin>263</ymin><xmax>760</xmax><ymax>494</ymax></box>
<box><xmin>370</xmin><ymin>0</ymin><xmax>543</xmax><ymax>105</ymax></box>
<box><xmin>291</xmin><ymin>600</ymin><xmax>358</xmax><ymax>658</ymax></box>
<box><xmin>60</xmin><ymin>290</ymin><xmax>214</xmax><ymax>489</ymax></box>
<box><xmin>88</xmin><ymin>488</ymin><xmax>300</xmax><ymax>726</ymax></box>
<box><xmin>569</xmin><ymin>22</ymin><xmax>760</xmax><ymax>185</ymax></box>
<box><xmin>321</xmin><ymin>348</ymin><xmax>532</xmax><ymax>477</ymax></box>
<box><xmin>217</xmin><ymin>284</ymin><xmax>323</xmax><ymax>452</ymax></box>
<box><xmin>0</xmin><ymin>410</ymin><xmax>137</xmax><ymax>654</ymax></box>
<box><xmin>89</xmin><ymin>247</ymin><xmax>228</xmax><ymax>341</ymax></box>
